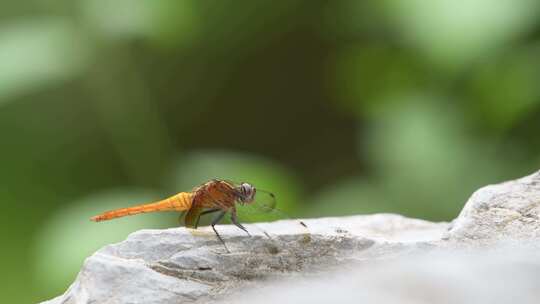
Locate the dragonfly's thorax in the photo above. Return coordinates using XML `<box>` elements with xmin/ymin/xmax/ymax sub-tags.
<box><xmin>236</xmin><ymin>182</ymin><xmax>256</xmax><ymax>204</ymax></box>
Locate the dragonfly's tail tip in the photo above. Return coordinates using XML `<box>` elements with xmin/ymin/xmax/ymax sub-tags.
<box><xmin>90</xmin><ymin>215</ymin><xmax>102</xmax><ymax>222</ymax></box>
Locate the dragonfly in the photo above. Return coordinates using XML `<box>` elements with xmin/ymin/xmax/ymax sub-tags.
<box><xmin>91</xmin><ymin>179</ymin><xmax>302</xmax><ymax>252</ymax></box>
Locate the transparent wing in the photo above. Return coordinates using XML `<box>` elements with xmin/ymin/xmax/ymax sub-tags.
<box><xmin>235</xmin><ymin>191</ymin><xmax>283</xmax><ymax>223</ymax></box>
<box><xmin>235</xmin><ymin>194</ymin><xmax>310</xmax><ymax>244</ymax></box>
<box><xmin>218</xmin><ymin>179</ymin><xmax>285</xmax><ymax>223</ymax></box>
<box><xmin>236</xmin><ymin>191</ymin><xmax>308</xmax><ymax>230</ymax></box>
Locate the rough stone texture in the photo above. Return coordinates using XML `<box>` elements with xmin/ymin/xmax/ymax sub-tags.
<box><xmin>42</xmin><ymin>170</ymin><xmax>540</xmax><ymax>304</ymax></box>
<box><xmin>42</xmin><ymin>215</ymin><xmax>446</xmax><ymax>304</ymax></box>
<box><xmin>446</xmin><ymin>170</ymin><xmax>540</xmax><ymax>244</ymax></box>
<box><xmin>222</xmin><ymin>247</ymin><xmax>540</xmax><ymax>304</ymax></box>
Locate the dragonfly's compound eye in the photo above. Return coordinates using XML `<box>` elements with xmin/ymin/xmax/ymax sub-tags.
<box><xmin>240</xmin><ymin>183</ymin><xmax>255</xmax><ymax>203</ymax></box>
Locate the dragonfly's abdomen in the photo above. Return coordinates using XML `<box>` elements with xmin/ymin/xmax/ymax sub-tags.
<box><xmin>90</xmin><ymin>192</ymin><xmax>193</xmax><ymax>222</ymax></box>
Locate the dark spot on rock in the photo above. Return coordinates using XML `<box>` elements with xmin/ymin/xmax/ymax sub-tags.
<box><xmin>300</xmin><ymin>234</ymin><xmax>311</xmax><ymax>244</ymax></box>
<box><xmin>266</xmin><ymin>244</ymin><xmax>280</xmax><ymax>254</ymax></box>
<box><xmin>477</xmin><ymin>202</ymin><xmax>489</xmax><ymax>211</ymax></box>
<box><xmin>335</xmin><ymin>228</ymin><xmax>348</xmax><ymax>234</ymax></box>
<box><xmin>198</xmin><ymin>267</ymin><xmax>212</xmax><ymax>271</ymax></box>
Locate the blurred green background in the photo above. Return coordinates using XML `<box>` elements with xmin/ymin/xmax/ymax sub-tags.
<box><xmin>2</xmin><ymin>1</ymin><xmax>540</xmax><ymax>302</ymax></box>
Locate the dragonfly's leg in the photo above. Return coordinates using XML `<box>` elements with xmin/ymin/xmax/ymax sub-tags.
<box><xmin>211</xmin><ymin>211</ymin><xmax>230</xmax><ymax>253</ymax></box>
<box><xmin>195</xmin><ymin>208</ymin><xmax>221</xmax><ymax>229</ymax></box>
<box><xmin>231</xmin><ymin>208</ymin><xmax>251</xmax><ymax>237</ymax></box>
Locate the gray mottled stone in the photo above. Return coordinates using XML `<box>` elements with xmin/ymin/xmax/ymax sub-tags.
<box><xmin>446</xmin><ymin>170</ymin><xmax>540</xmax><ymax>244</ymax></box>
<box><xmin>41</xmin><ymin>170</ymin><xmax>540</xmax><ymax>304</ymax></box>
<box><xmin>222</xmin><ymin>247</ymin><xmax>540</xmax><ymax>304</ymax></box>
<box><xmin>41</xmin><ymin>214</ymin><xmax>446</xmax><ymax>304</ymax></box>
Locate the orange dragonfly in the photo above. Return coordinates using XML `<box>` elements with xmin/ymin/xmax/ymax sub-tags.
<box><xmin>91</xmin><ymin>179</ymin><xmax>285</xmax><ymax>252</ymax></box>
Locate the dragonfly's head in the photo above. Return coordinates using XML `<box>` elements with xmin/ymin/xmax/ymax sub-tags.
<box><xmin>237</xmin><ymin>182</ymin><xmax>256</xmax><ymax>204</ymax></box>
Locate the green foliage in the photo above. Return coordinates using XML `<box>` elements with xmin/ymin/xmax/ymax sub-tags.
<box><xmin>33</xmin><ymin>189</ymin><xmax>173</xmax><ymax>299</ymax></box>
<box><xmin>0</xmin><ymin>19</ymin><xmax>92</xmax><ymax>102</ymax></box>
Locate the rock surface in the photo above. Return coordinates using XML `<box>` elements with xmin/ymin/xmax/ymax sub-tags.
<box><xmin>42</xmin><ymin>215</ymin><xmax>446</xmax><ymax>304</ymax></box>
<box><xmin>446</xmin><ymin>170</ymin><xmax>540</xmax><ymax>243</ymax></box>
<box><xmin>222</xmin><ymin>246</ymin><xmax>540</xmax><ymax>304</ymax></box>
<box><xmin>42</xmin><ymin>170</ymin><xmax>540</xmax><ymax>304</ymax></box>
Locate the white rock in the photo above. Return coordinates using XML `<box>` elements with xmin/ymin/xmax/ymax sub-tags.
<box><xmin>447</xmin><ymin>170</ymin><xmax>540</xmax><ymax>244</ymax></box>
<box><xmin>41</xmin><ymin>170</ymin><xmax>540</xmax><ymax>304</ymax></box>
<box><xmin>222</xmin><ymin>247</ymin><xmax>540</xmax><ymax>304</ymax></box>
<box><xmin>41</xmin><ymin>215</ymin><xmax>446</xmax><ymax>304</ymax></box>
